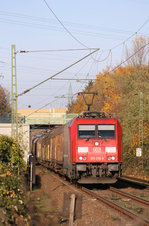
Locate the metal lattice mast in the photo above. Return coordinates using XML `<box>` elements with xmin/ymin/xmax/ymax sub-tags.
<box><xmin>11</xmin><ymin>45</ymin><xmax>18</xmax><ymax>139</ymax></box>
<box><xmin>139</xmin><ymin>92</ymin><xmax>143</xmax><ymax>168</ymax></box>
<box><xmin>68</xmin><ymin>82</ymin><xmax>73</xmax><ymax>106</ymax></box>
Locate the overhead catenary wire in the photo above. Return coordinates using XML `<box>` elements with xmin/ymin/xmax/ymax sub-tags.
<box><xmin>91</xmin><ymin>49</ymin><xmax>112</xmax><ymax>63</ymax></box>
<box><xmin>42</xmin><ymin>0</ymin><xmax>89</xmax><ymax>49</ymax></box>
<box><xmin>2</xmin><ymin>6</ymin><xmax>148</xmax><ymax>65</ymax></box>
<box><xmin>42</xmin><ymin>0</ymin><xmax>149</xmax><ymax>54</ymax></box>
<box><xmin>77</xmin><ymin>57</ymin><xmax>97</xmax><ymax>92</ymax></box>
<box><xmin>0</xmin><ymin>17</ymin><xmax>136</xmax><ymax>42</ymax></box>
<box><xmin>42</xmin><ymin>0</ymin><xmax>112</xmax><ymax>64</ymax></box>
<box><xmin>1</xmin><ymin>10</ymin><xmax>148</xmax><ymax>38</ymax></box>
<box><xmin>0</xmin><ymin>9</ymin><xmax>148</xmax><ymax>56</ymax></box>
<box><xmin>108</xmin><ymin>18</ymin><xmax>149</xmax><ymax>51</ymax></box>
<box><xmin>73</xmin><ymin>57</ymin><xmax>92</xmax><ymax>81</ymax></box>
<box><xmin>17</xmin><ymin>48</ymin><xmax>99</xmax><ymax>97</ymax></box>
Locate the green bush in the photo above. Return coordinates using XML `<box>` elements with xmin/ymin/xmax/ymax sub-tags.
<box><xmin>0</xmin><ymin>135</ymin><xmax>25</xmax><ymax>174</ymax></box>
<box><xmin>0</xmin><ymin>135</ymin><xmax>28</xmax><ymax>224</ymax></box>
<box><xmin>0</xmin><ymin>174</ymin><xmax>27</xmax><ymax>223</ymax></box>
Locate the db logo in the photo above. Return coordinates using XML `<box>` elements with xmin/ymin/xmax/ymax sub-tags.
<box><xmin>93</xmin><ymin>147</ymin><xmax>101</xmax><ymax>153</ymax></box>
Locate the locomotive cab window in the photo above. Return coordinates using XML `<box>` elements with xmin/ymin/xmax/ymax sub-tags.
<box><xmin>78</xmin><ymin>125</ymin><xmax>95</xmax><ymax>138</ymax></box>
<box><xmin>98</xmin><ymin>125</ymin><xmax>115</xmax><ymax>138</ymax></box>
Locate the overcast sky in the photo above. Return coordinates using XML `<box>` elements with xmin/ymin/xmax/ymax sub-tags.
<box><xmin>0</xmin><ymin>0</ymin><xmax>149</xmax><ymax>109</ymax></box>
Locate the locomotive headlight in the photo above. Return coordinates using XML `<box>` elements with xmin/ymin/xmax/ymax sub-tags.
<box><xmin>78</xmin><ymin>156</ymin><xmax>87</xmax><ymax>160</ymax></box>
<box><xmin>108</xmin><ymin>157</ymin><xmax>111</xmax><ymax>160</ymax></box>
<box><xmin>95</xmin><ymin>142</ymin><xmax>99</xmax><ymax>146</ymax></box>
<box><xmin>111</xmin><ymin>156</ymin><xmax>115</xmax><ymax>160</ymax></box>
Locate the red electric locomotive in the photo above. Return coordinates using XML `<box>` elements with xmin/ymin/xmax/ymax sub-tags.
<box><xmin>32</xmin><ymin>111</ymin><xmax>122</xmax><ymax>184</ymax></box>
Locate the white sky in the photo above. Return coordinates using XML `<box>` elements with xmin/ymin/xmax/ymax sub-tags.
<box><xmin>0</xmin><ymin>0</ymin><xmax>149</xmax><ymax>109</ymax></box>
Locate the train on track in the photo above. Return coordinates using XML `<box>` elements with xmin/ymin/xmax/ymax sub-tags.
<box><xmin>32</xmin><ymin>111</ymin><xmax>122</xmax><ymax>184</ymax></box>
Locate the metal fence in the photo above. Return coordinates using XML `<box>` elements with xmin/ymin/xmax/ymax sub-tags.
<box><xmin>0</xmin><ymin>113</ymin><xmax>78</xmax><ymax>125</ymax></box>
<box><xmin>24</xmin><ymin>113</ymin><xmax>78</xmax><ymax>125</ymax></box>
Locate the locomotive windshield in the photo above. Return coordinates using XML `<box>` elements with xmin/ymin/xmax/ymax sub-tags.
<box><xmin>78</xmin><ymin>124</ymin><xmax>115</xmax><ymax>139</ymax></box>
<box><xmin>98</xmin><ymin>125</ymin><xmax>115</xmax><ymax>138</ymax></box>
<box><xmin>78</xmin><ymin>125</ymin><xmax>95</xmax><ymax>138</ymax></box>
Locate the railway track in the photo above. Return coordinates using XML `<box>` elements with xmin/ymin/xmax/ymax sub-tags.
<box><xmin>120</xmin><ymin>175</ymin><xmax>149</xmax><ymax>188</ymax></box>
<box><xmin>81</xmin><ymin>187</ymin><xmax>149</xmax><ymax>226</ymax></box>
<box><xmin>49</xmin><ymin>171</ymin><xmax>149</xmax><ymax>225</ymax></box>
<box><xmin>109</xmin><ymin>186</ymin><xmax>149</xmax><ymax>206</ymax></box>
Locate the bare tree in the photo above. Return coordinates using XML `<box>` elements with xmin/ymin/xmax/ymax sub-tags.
<box><xmin>0</xmin><ymin>85</ymin><xmax>11</xmax><ymax>116</ymax></box>
<box><xmin>125</xmin><ymin>36</ymin><xmax>149</xmax><ymax>66</ymax></box>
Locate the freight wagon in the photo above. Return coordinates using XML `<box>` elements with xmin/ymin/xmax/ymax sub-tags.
<box><xmin>32</xmin><ymin>111</ymin><xmax>122</xmax><ymax>184</ymax></box>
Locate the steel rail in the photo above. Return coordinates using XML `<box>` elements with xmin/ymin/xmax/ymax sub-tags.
<box><xmin>120</xmin><ymin>176</ymin><xmax>149</xmax><ymax>187</ymax></box>
<box><xmin>109</xmin><ymin>187</ymin><xmax>149</xmax><ymax>206</ymax></box>
<box><xmin>81</xmin><ymin>187</ymin><xmax>149</xmax><ymax>225</ymax></box>
<box><xmin>37</xmin><ymin>166</ymin><xmax>149</xmax><ymax>225</ymax></box>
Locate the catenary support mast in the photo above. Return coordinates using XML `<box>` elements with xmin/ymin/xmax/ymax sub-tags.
<box><xmin>11</xmin><ymin>45</ymin><xmax>18</xmax><ymax>139</ymax></box>
<box><xmin>139</xmin><ymin>91</ymin><xmax>143</xmax><ymax>169</ymax></box>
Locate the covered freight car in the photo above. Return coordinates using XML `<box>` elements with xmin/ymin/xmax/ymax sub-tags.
<box><xmin>32</xmin><ymin>112</ymin><xmax>122</xmax><ymax>184</ymax></box>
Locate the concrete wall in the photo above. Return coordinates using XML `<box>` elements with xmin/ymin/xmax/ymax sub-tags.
<box><xmin>0</xmin><ymin>124</ymin><xmax>30</xmax><ymax>163</ymax></box>
<box><xmin>18</xmin><ymin>108</ymin><xmax>67</xmax><ymax>116</ymax></box>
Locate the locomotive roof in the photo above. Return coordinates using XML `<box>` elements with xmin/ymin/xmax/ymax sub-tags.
<box><xmin>78</xmin><ymin>111</ymin><xmax>112</xmax><ymax>119</ymax></box>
